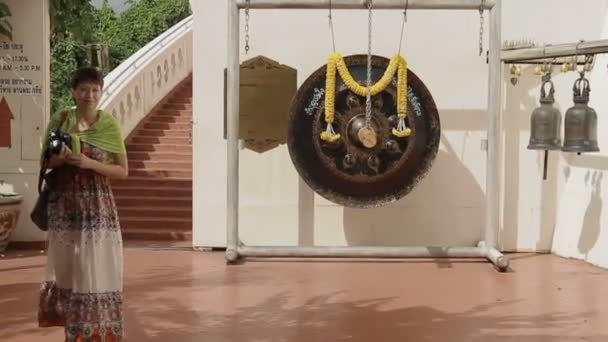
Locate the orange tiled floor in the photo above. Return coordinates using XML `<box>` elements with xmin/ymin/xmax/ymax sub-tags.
<box><xmin>1</xmin><ymin>244</ymin><xmax>608</xmax><ymax>341</ymax></box>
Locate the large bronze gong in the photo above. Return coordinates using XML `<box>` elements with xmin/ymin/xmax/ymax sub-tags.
<box><xmin>287</xmin><ymin>54</ymin><xmax>441</xmax><ymax>208</ymax></box>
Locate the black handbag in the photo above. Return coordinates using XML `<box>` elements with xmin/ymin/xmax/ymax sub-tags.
<box><xmin>30</xmin><ymin>166</ymin><xmax>55</xmax><ymax>231</ymax></box>
<box><xmin>30</xmin><ymin>111</ymin><xmax>68</xmax><ymax>231</ymax></box>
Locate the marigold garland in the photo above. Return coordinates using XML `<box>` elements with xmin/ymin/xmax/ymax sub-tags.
<box><xmin>321</xmin><ymin>52</ymin><xmax>411</xmax><ymax>142</ymax></box>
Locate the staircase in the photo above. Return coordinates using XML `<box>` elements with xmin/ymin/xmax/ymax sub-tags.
<box><xmin>111</xmin><ymin>76</ymin><xmax>193</xmax><ymax>241</ymax></box>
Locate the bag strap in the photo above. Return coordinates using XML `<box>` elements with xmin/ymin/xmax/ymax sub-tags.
<box><xmin>37</xmin><ymin>110</ymin><xmax>69</xmax><ymax>193</ymax></box>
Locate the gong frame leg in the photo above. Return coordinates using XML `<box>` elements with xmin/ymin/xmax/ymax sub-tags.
<box><xmin>477</xmin><ymin>241</ymin><xmax>510</xmax><ymax>271</ymax></box>
<box><xmin>226</xmin><ymin>0</ymin><xmax>241</xmax><ymax>265</ymax></box>
<box><xmin>225</xmin><ymin>0</ymin><xmax>507</xmax><ymax>272</ymax></box>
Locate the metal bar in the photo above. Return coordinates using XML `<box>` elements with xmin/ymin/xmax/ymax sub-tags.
<box><xmin>238</xmin><ymin>246</ymin><xmax>488</xmax><ymax>258</ymax></box>
<box><xmin>226</xmin><ymin>0</ymin><xmax>240</xmax><ymax>263</ymax></box>
<box><xmin>486</xmin><ymin>246</ymin><xmax>509</xmax><ymax>271</ymax></box>
<box><xmin>237</xmin><ymin>0</ymin><xmax>495</xmax><ymax>10</ymax></box>
<box><xmin>485</xmin><ymin>1</ymin><xmax>501</xmax><ymax>250</ymax></box>
<box><xmin>501</xmin><ymin>39</ymin><xmax>608</xmax><ymax>63</ymax></box>
<box><xmin>478</xmin><ymin>241</ymin><xmax>508</xmax><ymax>270</ymax></box>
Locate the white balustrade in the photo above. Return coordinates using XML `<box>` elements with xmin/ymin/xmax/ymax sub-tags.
<box><xmin>98</xmin><ymin>15</ymin><xmax>193</xmax><ymax>138</ymax></box>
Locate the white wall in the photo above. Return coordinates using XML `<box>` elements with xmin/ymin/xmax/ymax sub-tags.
<box><xmin>551</xmin><ymin>4</ymin><xmax>608</xmax><ymax>269</ymax></box>
<box><xmin>0</xmin><ymin>0</ymin><xmax>50</xmax><ymax>242</ymax></box>
<box><xmin>500</xmin><ymin>1</ymin><xmax>608</xmax><ymax>257</ymax></box>
<box><xmin>192</xmin><ymin>0</ymin><xmax>608</xmax><ymax>267</ymax></box>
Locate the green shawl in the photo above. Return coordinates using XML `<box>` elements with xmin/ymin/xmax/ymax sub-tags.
<box><xmin>43</xmin><ymin>108</ymin><xmax>126</xmax><ymax>155</ymax></box>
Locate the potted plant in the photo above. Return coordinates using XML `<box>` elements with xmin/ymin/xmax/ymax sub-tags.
<box><xmin>0</xmin><ymin>182</ymin><xmax>22</xmax><ymax>252</ymax></box>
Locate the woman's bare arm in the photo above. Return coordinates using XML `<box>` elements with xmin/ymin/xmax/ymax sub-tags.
<box><xmin>66</xmin><ymin>152</ymin><xmax>129</xmax><ymax>179</ymax></box>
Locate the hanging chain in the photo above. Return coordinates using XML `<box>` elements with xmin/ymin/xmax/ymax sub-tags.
<box><xmin>245</xmin><ymin>0</ymin><xmax>251</xmax><ymax>54</ymax></box>
<box><xmin>398</xmin><ymin>0</ymin><xmax>408</xmax><ymax>55</ymax></box>
<box><xmin>328</xmin><ymin>0</ymin><xmax>336</xmax><ymax>52</ymax></box>
<box><xmin>478</xmin><ymin>0</ymin><xmax>485</xmax><ymax>56</ymax></box>
<box><xmin>365</xmin><ymin>0</ymin><xmax>373</xmax><ymax>127</ymax></box>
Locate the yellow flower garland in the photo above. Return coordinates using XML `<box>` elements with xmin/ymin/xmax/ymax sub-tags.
<box><xmin>321</xmin><ymin>52</ymin><xmax>411</xmax><ymax>142</ymax></box>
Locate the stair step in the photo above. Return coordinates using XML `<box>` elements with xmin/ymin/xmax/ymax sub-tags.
<box><xmin>130</xmin><ymin>136</ymin><xmax>190</xmax><ymax>144</ymax></box>
<box><xmin>148</xmin><ymin>115</ymin><xmax>192</xmax><ymax>123</ymax></box>
<box><xmin>121</xmin><ymin>228</ymin><xmax>192</xmax><ymax>241</ymax></box>
<box><xmin>118</xmin><ymin>206</ymin><xmax>192</xmax><ymax>218</ymax></box>
<box><xmin>115</xmin><ymin>195</ymin><xmax>192</xmax><ymax>208</ymax></box>
<box><xmin>169</xmin><ymin>94</ymin><xmax>192</xmax><ymax>101</ymax></box>
<box><xmin>127</xmin><ymin>143</ymin><xmax>191</xmax><ymax>153</ymax></box>
<box><xmin>127</xmin><ymin>151</ymin><xmax>191</xmax><ymax>161</ymax></box>
<box><xmin>162</xmin><ymin>103</ymin><xmax>192</xmax><ymax>110</ymax></box>
<box><xmin>143</xmin><ymin>122</ymin><xmax>191</xmax><ymax>130</ymax></box>
<box><xmin>113</xmin><ymin>186</ymin><xmax>191</xmax><ymax>197</ymax></box>
<box><xmin>112</xmin><ymin>177</ymin><xmax>191</xmax><ymax>188</ymax></box>
<box><xmin>129</xmin><ymin>169</ymin><xmax>192</xmax><ymax>178</ymax></box>
<box><xmin>166</xmin><ymin>98</ymin><xmax>192</xmax><ymax>104</ymax></box>
<box><xmin>120</xmin><ymin>216</ymin><xmax>192</xmax><ymax>230</ymax></box>
<box><xmin>130</xmin><ymin>160</ymin><xmax>192</xmax><ymax>170</ymax></box>
<box><xmin>117</xmin><ymin>76</ymin><xmax>194</xmax><ymax>242</ymax></box>
<box><xmin>152</xmin><ymin>110</ymin><xmax>192</xmax><ymax>117</ymax></box>
<box><xmin>133</xmin><ymin>129</ymin><xmax>190</xmax><ymax>137</ymax></box>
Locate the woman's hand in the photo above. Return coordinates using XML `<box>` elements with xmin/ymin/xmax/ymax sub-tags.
<box><xmin>47</xmin><ymin>144</ymin><xmax>72</xmax><ymax>168</ymax></box>
<box><xmin>66</xmin><ymin>152</ymin><xmax>94</xmax><ymax>169</ymax></box>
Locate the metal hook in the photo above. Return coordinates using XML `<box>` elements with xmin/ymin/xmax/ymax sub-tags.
<box><xmin>584</xmin><ymin>54</ymin><xmax>595</xmax><ymax>72</ymax></box>
<box><xmin>541</xmin><ymin>45</ymin><xmax>551</xmax><ymax>75</ymax></box>
<box><xmin>403</xmin><ymin>0</ymin><xmax>409</xmax><ymax>20</ymax></box>
<box><xmin>574</xmin><ymin>40</ymin><xmax>585</xmax><ymax>75</ymax></box>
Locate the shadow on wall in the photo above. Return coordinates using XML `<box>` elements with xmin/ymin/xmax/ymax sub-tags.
<box><xmin>502</xmin><ymin>67</ymin><xmax>560</xmax><ymax>253</ymax></box>
<box><xmin>579</xmin><ymin>171</ymin><xmax>603</xmax><ymax>256</ymax></box>
<box><xmin>565</xmin><ymin>163</ymin><xmax>607</xmax><ymax>246</ymax></box>
<box><xmin>561</xmin><ymin>154</ymin><xmax>606</xmax><ymax>257</ymax></box>
<box><xmin>338</xmin><ymin>109</ymin><xmax>488</xmax><ymax>247</ymax></box>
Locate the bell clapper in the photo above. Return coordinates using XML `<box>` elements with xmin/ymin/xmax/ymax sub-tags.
<box><xmin>543</xmin><ymin>150</ymin><xmax>548</xmax><ymax>180</ymax></box>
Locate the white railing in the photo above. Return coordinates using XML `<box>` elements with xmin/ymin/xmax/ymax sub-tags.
<box><xmin>98</xmin><ymin>15</ymin><xmax>193</xmax><ymax>138</ymax></box>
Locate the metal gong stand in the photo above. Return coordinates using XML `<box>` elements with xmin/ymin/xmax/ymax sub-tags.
<box><xmin>225</xmin><ymin>0</ymin><xmax>508</xmax><ymax>271</ymax></box>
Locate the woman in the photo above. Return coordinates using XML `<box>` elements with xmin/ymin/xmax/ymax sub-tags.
<box><xmin>38</xmin><ymin>66</ymin><xmax>128</xmax><ymax>342</ymax></box>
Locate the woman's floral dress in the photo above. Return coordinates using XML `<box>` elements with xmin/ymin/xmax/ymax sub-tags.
<box><xmin>38</xmin><ymin>142</ymin><xmax>124</xmax><ymax>342</ymax></box>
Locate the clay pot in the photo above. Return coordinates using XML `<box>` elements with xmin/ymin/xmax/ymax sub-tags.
<box><xmin>0</xmin><ymin>194</ymin><xmax>22</xmax><ymax>252</ymax></box>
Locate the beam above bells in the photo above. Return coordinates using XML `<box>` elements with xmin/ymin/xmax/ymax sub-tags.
<box><xmin>236</xmin><ymin>0</ymin><xmax>495</xmax><ymax>10</ymax></box>
<box><xmin>502</xmin><ymin>39</ymin><xmax>608</xmax><ymax>64</ymax></box>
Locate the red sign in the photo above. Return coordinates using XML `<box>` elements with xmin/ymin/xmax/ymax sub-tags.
<box><xmin>0</xmin><ymin>96</ymin><xmax>14</xmax><ymax>148</ymax></box>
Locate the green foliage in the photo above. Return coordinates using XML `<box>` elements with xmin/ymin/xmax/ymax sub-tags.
<box><xmin>101</xmin><ymin>0</ymin><xmax>191</xmax><ymax>70</ymax></box>
<box><xmin>49</xmin><ymin>0</ymin><xmax>97</xmax><ymax>42</ymax></box>
<box><xmin>0</xmin><ymin>1</ymin><xmax>13</xmax><ymax>40</ymax></box>
<box><xmin>50</xmin><ymin>37</ymin><xmax>80</xmax><ymax>113</ymax></box>
<box><xmin>50</xmin><ymin>0</ymin><xmax>191</xmax><ymax>114</ymax></box>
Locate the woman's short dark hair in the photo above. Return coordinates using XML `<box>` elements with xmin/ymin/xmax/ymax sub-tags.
<box><xmin>71</xmin><ymin>66</ymin><xmax>104</xmax><ymax>90</ymax></box>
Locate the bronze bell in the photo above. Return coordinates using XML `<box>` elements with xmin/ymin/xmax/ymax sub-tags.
<box><xmin>562</xmin><ymin>72</ymin><xmax>599</xmax><ymax>153</ymax></box>
<box><xmin>528</xmin><ymin>74</ymin><xmax>562</xmax><ymax>150</ymax></box>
